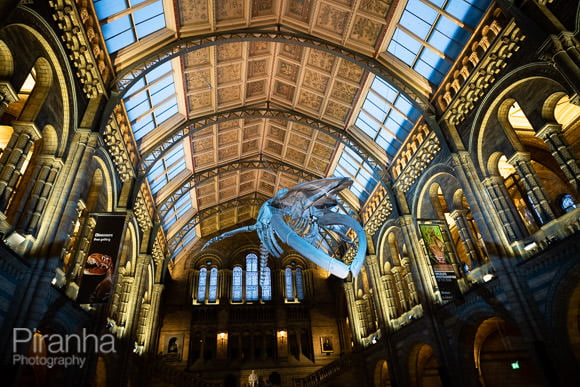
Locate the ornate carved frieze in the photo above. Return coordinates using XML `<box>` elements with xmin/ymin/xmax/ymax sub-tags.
<box><xmin>103</xmin><ymin>118</ymin><xmax>135</xmax><ymax>182</ymax></box>
<box><xmin>436</xmin><ymin>8</ymin><xmax>525</xmax><ymax>125</ymax></box>
<box><xmin>361</xmin><ymin>184</ymin><xmax>393</xmax><ymax>236</ymax></box>
<box><xmin>49</xmin><ymin>0</ymin><xmax>112</xmax><ymax>98</ymax></box>
<box><xmin>393</xmin><ymin>131</ymin><xmax>441</xmax><ymax>193</ymax></box>
<box><xmin>134</xmin><ymin>192</ymin><xmax>153</xmax><ymax>232</ymax></box>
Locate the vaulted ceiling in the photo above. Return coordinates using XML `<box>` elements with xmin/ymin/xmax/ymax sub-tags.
<box><xmin>93</xmin><ymin>0</ymin><xmax>489</xmax><ymax>257</ymax></box>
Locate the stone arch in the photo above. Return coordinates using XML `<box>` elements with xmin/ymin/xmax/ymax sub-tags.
<box><xmin>85</xmin><ymin>156</ymin><xmax>115</xmax><ymax>213</ymax></box>
<box><xmin>373</xmin><ymin>359</ymin><xmax>392</xmax><ymax>386</ymax></box>
<box><xmin>473</xmin><ymin>317</ymin><xmax>542</xmax><ymax>386</ymax></box>
<box><xmin>469</xmin><ymin>64</ymin><xmax>567</xmax><ymax>176</ymax></box>
<box><xmin>407</xmin><ymin>343</ymin><xmax>443</xmax><ymax>387</ymax></box>
<box><xmin>19</xmin><ymin>56</ymin><xmax>52</xmax><ymax>123</ymax></box>
<box><xmin>412</xmin><ymin>166</ymin><xmax>460</xmax><ymax>219</ymax></box>
<box><xmin>0</xmin><ymin>40</ymin><xmax>13</xmax><ymax>77</ymax></box>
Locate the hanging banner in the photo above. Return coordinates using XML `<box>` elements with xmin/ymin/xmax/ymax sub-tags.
<box><xmin>418</xmin><ymin>222</ymin><xmax>460</xmax><ymax>302</ymax></box>
<box><xmin>77</xmin><ymin>214</ymin><xmax>126</xmax><ymax>304</ymax></box>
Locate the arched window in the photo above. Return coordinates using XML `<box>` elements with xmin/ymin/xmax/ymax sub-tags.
<box><xmin>261</xmin><ymin>267</ymin><xmax>272</xmax><ymax>301</ymax></box>
<box><xmin>285</xmin><ymin>268</ymin><xmax>294</xmax><ymax>301</ymax></box>
<box><xmin>296</xmin><ymin>268</ymin><xmax>304</xmax><ymax>300</ymax></box>
<box><xmin>246</xmin><ymin>253</ymin><xmax>259</xmax><ymax>301</ymax></box>
<box><xmin>208</xmin><ymin>267</ymin><xmax>218</xmax><ymax>303</ymax></box>
<box><xmin>197</xmin><ymin>267</ymin><xmax>207</xmax><ymax>302</ymax></box>
<box><xmin>285</xmin><ymin>265</ymin><xmax>305</xmax><ymax>302</ymax></box>
<box><xmin>232</xmin><ymin>266</ymin><xmax>243</xmax><ymax>302</ymax></box>
<box><xmin>195</xmin><ymin>263</ymin><xmax>219</xmax><ymax>304</ymax></box>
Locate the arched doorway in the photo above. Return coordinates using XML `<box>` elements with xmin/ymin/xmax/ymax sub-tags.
<box><xmin>409</xmin><ymin>344</ymin><xmax>442</xmax><ymax>387</ymax></box>
<box><xmin>474</xmin><ymin>317</ymin><xmax>542</xmax><ymax>386</ymax></box>
<box><xmin>374</xmin><ymin>359</ymin><xmax>392</xmax><ymax>386</ymax></box>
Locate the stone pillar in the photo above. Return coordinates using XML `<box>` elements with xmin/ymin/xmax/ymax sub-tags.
<box><xmin>145</xmin><ymin>283</ymin><xmax>164</xmax><ymax>352</ymax></box>
<box><xmin>0</xmin><ymin>122</ymin><xmax>40</xmax><ymax>210</ymax></box>
<box><xmin>450</xmin><ymin>209</ymin><xmax>480</xmax><ymax>268</ymax></box>
<box><xmin>509</xmin><ymin>152</ymin><xmax>555</xmax><ymax>223</ymax></box>
<box><xmin>364</xmin><ymin>255</ymin><xmax>390</xmax><ymax>328</ymax></box>
<box><xmin>481</xmin><ymin>175</ymin><xmax>526</xmax><ymax>241</ymax></box>
<box><xmin>545</xmin><ymin>34</ymin><xmax>580</xmax><ymax>100</ymax></box>
<box><xmin>67</xmin><ymin>215</ymin><xmax>96</xmax><ymax>281</ymax></box>
<box><xmin>400</xmin><ymin>257</ymin><xmax>419</xmax><ymax>306</ymax></box>
<box><xmin>391</xmin><ymin>266</ymin><xmax>408</xmax><ymax>312</ymax></box>
<box><xmin>381</xmin><ymin>273</ymin><xmax>399</xmax><ymax>319</ymax></box>
<box><xmin>536</xmin><ymin>123</ymin><xmax>580</xmax><ymax>190</ymax></box>
<box><xmin>17</xmin><ymin>156</ymin><xmax>63</xmax><ymax>235</ymax></box>
<box><xmin>343</xmin><ymin>282</ymin><xmax>363</xmax><ymax>347</ymax></box>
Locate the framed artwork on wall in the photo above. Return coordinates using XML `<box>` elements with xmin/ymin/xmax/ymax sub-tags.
<box><xmin>321</xmin><ymin>336</ymin><xmax>334</xmax><ymax>353</ymax></box>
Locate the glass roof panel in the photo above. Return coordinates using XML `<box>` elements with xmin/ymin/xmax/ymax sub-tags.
<box><xmin>333</xmin><ymin>147</ymin><xmax>378</xmax><ymax>203</ymax></box>
<box><xmin>388</xmin><ymin>0</ymin><xmax>491</xmax><ymax>85</ymax></box>
<box><xmin>93</xmin><ymin>0</ymin><xmax>166</xmax><ymax>54</ymax></box>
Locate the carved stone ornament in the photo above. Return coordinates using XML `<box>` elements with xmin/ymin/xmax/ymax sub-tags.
<box><xmin>203</xmin><ymin>177</ymin><xmax>367</xmax><ymax>279</ymax></box>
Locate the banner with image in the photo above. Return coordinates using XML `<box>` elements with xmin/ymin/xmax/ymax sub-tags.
<box><xmin>418</xmin><ymin>222</ymin><xmax>460</xmax><ymax>302</ymax></box>
<box><xmin>77</xmin><ymin>214</ymin><xmax>126</xmax><ymax>304</ymax></box>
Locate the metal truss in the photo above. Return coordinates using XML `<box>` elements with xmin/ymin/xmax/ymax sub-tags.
<box><xmin>108</xmin><ymin>26</ymin><xmax>432</xmax><ymax>113</ymax></box>
<box><xmin>169</xmin><ymin>192</ymin><xmax>268</xmax><ymax>250</ymax></box>
<box><xmin>158</xmin><ymin>157</ymin><xmax>322</xmax><ymax>220</ymax></box>
<box><xmin>140</xmin><ymin>106</ymin><xmax>385</xmax><ymax>177</ymax></box>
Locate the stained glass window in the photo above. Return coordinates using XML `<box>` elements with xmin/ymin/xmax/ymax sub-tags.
<box><xmin>285</xmin><ymin>268</ymin><xmax>294</xmax><ymax>301</ymax></box>
<box><xmin>232</xmin><ymin>266</ymin><xmax>243</xmax><ymax>302</ymax></box>
<box><xmin>208</xmin><ymin>268</ymin><xmax>218</xmax><ymax>302</ymax></box>
<box><xmin>246</xmin><ymin>254</ymin><xmax>258</xmax><ymax>301</ymax></box>
<box><xmin>296</xmin><ymin>268</ymin><xmax>304</xmax><ymax>301</ymax></box>
<box><xmin>261</xmin><ymin>267</ymin><xmax>271</xmax><ymax>301</ymax></box>
<box><xmin>197</xmin><ymin>267</ymin><xmax>207</xmax><ymax>302</ymax></box>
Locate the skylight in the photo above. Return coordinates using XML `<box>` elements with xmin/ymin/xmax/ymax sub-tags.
<box><xmin>355</xmin><ymin>76</ymin><xmax>420</xmax><ymax>158</ymax></box>
<box><xmin>387</xmin><ymin>0</ymin><xmax>491</xmax><ymax>84</ymax></box>
<box><xmin>147</xmin><ymin>144</ymin><xmax>186</xmax><ymax>195</ymax></box>
<box><xmin>333</xmin><ymin>146</ymin><xmax>378</xmax><ymax>203</ymax></box>
<box><xmin>123</xmin><ymin>61</ymin><xmax>178</xmax><ymax>141</ymax></box>
<box><xmin>93</xmin><ymin>0</ymin><xmax>166</xmax><ymax>54</ymax></box>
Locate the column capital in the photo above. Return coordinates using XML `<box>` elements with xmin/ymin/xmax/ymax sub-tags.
<box><xmin>508</xmin><ymin>151</ymin><xmax>531</xmax><ymax>164</ymax></box>
<box><xmin>11</xmin><ymin>121</ymin><xmax>41</xmax><ymax>141</ymax></box>
<box><xmin>0</xmin><ymin>81</ymin><xmax>18</xmax><ymax>105</ymax></box>
<box><xmin>536</xmin><ymin>122</ymin><xmax>563</xmax><ymax>140</ymax></box>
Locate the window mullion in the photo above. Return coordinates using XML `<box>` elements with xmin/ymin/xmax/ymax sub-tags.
<box><xmin>418</xmin><ymin>0</ymin><xmax>474</xmax><ymax>32</ymax></box>
<box><xmin>397</xmin><ymin>24</ymin><xmax>450</xmax><ymax>62</ymax></box>
<box><xmin>98</xmin><ymin>0</ymin><xmax>159</xmax><ymax>25</ymax></box>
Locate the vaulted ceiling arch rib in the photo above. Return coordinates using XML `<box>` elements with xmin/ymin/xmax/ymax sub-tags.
<box><xmin>101</xmin><ymin>25</ymin><xmax>433</xmax><ymax>132</ymax></box>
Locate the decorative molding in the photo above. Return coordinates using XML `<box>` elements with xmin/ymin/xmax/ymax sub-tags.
<box><xmin>49</xmin><ymin>0</ymin><xmax>111</xmax><ymax>98</ymax></box>
<box><xmin>103</xmin><ymin>116</ymin><xmax>135</xmax><ymax>182</ymax></box>
<box><xmin>436</xmin><ymin>9</ymin><xmax>525</xmax><ymax>125</ymax></box>
<box><xmin>134</xmin><ymin>192</ymin><xmax>153</xmax><ymax>232</ymax></box>
<box><xmin>361</xmin><ymin>184</ymin><xmax>393</xmax><ymax>236</ymax></box>
<box><xmin>393</xmin><ymin>131</ymin><xmax>441</xmax><ymax>193</ymax></box>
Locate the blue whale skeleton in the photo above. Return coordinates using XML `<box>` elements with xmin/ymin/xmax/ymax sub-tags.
<box><xmin>202</xmin><ymin>177</ymin><xmax>367</xmax><ymax>279</ymax></box>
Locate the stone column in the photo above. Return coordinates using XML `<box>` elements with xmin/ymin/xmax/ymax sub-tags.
<box><xmin>365</xmin><ymin>255</ymin><xmax>390</xmax><ymax>328</ymax></box>
<box><xmin>400</xmin><ymin>257</ymin><xmax>419</xmax><ymax>306</ymax></box>
<box><xmin>390</xmin><ymin>266</ymin><xmax>408</xmax><ymax>312</ymax></box>
<box><xmin>450</xmin><ymin>209</ymin><xmax>480</xmax><ymax>268</ymax></box>
<box><xmin>0</xmin><ymin>122</ymin><xmax>40</xmax><ymax>210</ymax></box>
<box><xmin>536</xmin><ymin>123</ymin><xmax>580</xmax><ymax>190</ymax></box>
<box><xmin>17</xmin><ymin>156</ymin><xmax>63</xmax><ymax>235</ymax></box>
<box><xmin>481</xmin><ymin>175</ymin><xmax>526</xmax><ymax>241</ymax></box>
<box><xmin>145</xmin><ymin>283</ymin><xmax>164</xmax><ymax>352</ymax></box>
<box><xmin>509</xmin><ymin>152</ymin><xmax>555</xmax><ymax>223</ymax></box>
<box><xmin>67</xmin><ymin>215</ymin><xmax>96</xmax><ymax>281</ymax></box>
<box><xmin>343</xmin><ymin>282</ymin><xmax>363</xmax><ymax>347</ymax></box>
<box><xmin>545</xmin><ymin>34</ymin><xmax>580</xmax><ymax>100</ymax></box>
<box><xmin>381</xmin><ymin>274</ymin><xmax>398</xmax><ymax>320</ymax></box>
